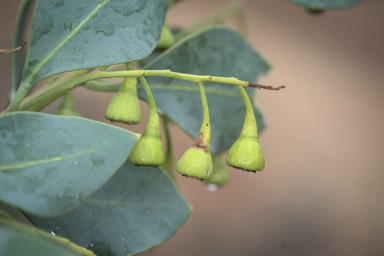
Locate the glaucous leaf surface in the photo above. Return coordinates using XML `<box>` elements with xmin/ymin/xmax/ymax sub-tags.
<box><xmin>23</xmin><ymin>0</ymin><xmax>169</xmax><ymax>87</ymax></box>
<box><xmin>283</xmin><ymin>0</ymin><xmax>362</xmax><ymax>9</ymax></box>
<box><xmin>26</xmin><ymin>161</ymin><xmax>192</xmax><ymax>256</ymax></box>
<box><xmin>0</xmin><ymin>112</ymin><xmax>138</xmax><ymax>217</ymax></box>
<box><xmin>142</xmin><ymin>27</ymin><xmax>269</xmax><ymax>154</ymax></box>
<box><xmin>0</xmin><ymin>229</ymin><xmax>80</xmax><ymax>256</ymax></box>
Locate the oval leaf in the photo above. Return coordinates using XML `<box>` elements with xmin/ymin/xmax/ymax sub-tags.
<box><xmin>142</xmin><ymin>27</ymin><xmax>269</xmax><ymax>154</ymax></box>
<box><xmin>0</xmin><ymin>112</ymin><xmax>139</xmax><ymax>217</ymax></box>
<box><xmin>283</xmin><ymin>0</ymin><xmax>362</xmax><ymax>9</ymax></box>
<box><xmin>23</xmin><ymin>0</ymin><xmax>169</xmax><ymax>87</ymax></box>
<box><xmin>26</xmin><ymin>161</ymin><xmax>192</xmax><ymax>256</ymax></box>
<box><xmin>0</xmin><ymin>229</ymin><xmax>80</xmax><ymax>256</ymax></box>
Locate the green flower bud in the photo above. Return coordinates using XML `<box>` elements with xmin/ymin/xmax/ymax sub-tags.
<box><xmin>306</xmin><ymin>7</ymin><xmax>325</xmax><ymax>15</ymax></box>
<box><xmin>104</xmin><ymin>77</ymin><xmax>141</xmax><ymax>125</ymax></box>
<box><xmin>128</xmin><ymin>76</ymin><xmax>165</xmax><ymax>167</ymax></box>
<box><xmin>204</xmin><ymin>155</ymin><xmax>230</xmax><ymax>189</ymax></box>
<box><xmin>156</xmin><ymin>23</ymin><xmax>175</xmax><ymax>50</ymax></box>
<box><xmin>57</xmin><ymin>91</ymin><xmax>81</xmax><ymax>117</ymax></box>
<box><xmin>176</xmin><ymin>133</ymin><xmax>213</xmax><ymax>181</ymax></box>
<box><xmin>128</xmin><ymin>128</ymin><xmax>165</xmax><ymax>167</ymax></box>
<box><xmin>226</xmin><ymin>85</ymin><xmax>265</xmax><ymax>172</ymax></box>
<box><xmin>226</xmin><ymin>135</ymin><xmax>265</xmax><ymax>172</ymax></box>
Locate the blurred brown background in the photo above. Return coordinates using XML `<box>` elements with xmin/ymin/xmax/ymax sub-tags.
<box><xmin>1</xmin><ymin>0</ymin><xmax>384</xmax><ymax>255</ymax></box>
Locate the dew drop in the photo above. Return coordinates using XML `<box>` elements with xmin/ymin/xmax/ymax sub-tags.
<box><xmin>50</xmin><ymin>230</ymin><xmax>56</xmax><ymax>236</ymax></box>
<box><xmin>206</xmin><ymin>184</ymin><xmax>220</xmax><ymax>192</ymax></box>
<box><xmin>83</xmin><ymin>39</ymin><xmax>89</xmax><ymax>43</ymax></box>
<box><xmin>26</xmin><ymin>143</ymin><xmax>30</xmax><ymax>147</ymax></box>
<box><xmin>74</xmin><ymin>161</ymin><xmax>78</xmax><ymax>165</ymax></box>
<box><xmin>58</xmin><ymin>193</ymin><xmax>63</xmax><ymax>197</ymax></box>
<box><xmin>76</xmin><ymin>6</ymin><xmax>82</xmax><ymax>11</ymax></box>
<box><xmin>64</xmin><ymin>22</ymin><xmax>72</xmax><ymax>31</ymax></box>
<box><xmin>51</xmin><ymin>0</ymin><xmax>64</xmax><ymax>6</ymax></box>
<box><xmin>91</xmin><ymin>13</ymin><xmax>97</xmax><ymax>18</ymax></box>
<box><xmin>122</xmin><ymin>238</ymin><xmax>125</xmax><ymax>241</ymax></box>
<box><xmin>146</xmin><ymin>210</ymin><xmax>149</xmax><ymax>214</ymax></box>
<box><xmin>83</xmin><ymin>25</ymin><xmax>90</xmax><ymax>31</ymax></box>
<box><xmin>76</xmin><ymin>195</ymin><xmax>80</xmax><ymax>199</ymax></box>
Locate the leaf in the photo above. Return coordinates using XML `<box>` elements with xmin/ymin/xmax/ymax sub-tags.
<box><xmin>22</xmin><ymin>0</ymin><xmax>170</xmax><ymax>87</ymax></box>
<box><xmin>142</xmin><ymin>27</ymin><xmax>269</xmax><ymax>154</ymax></box>
<box><xmin>0</xmin><ymin>229</ymin><xmax>80</xmax><ymax>256</ymax></box>
<box><xmin>26</xmin><ymin>161</ymin><xmax>192</xmax><ymax>256</ymax></box>
<box><xmin>283</xmin><ymin>0</ymin><xmax>362</xmax><ymax>9</ymax></box>
<box><xmin>0</xmin><ymin>112</ymin><xmax>139</xmax><ymax>217</ymax></box>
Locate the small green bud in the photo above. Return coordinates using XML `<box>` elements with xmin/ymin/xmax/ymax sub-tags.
<box><xmin>306</xmin><ymin>7</ymin><xmax>325</xmax><ymax>15</ymax></box>
<box><xmin>156</xmin><ymin>23</ymin><xmax>175</xmax><ymax>50</ymax></box>
<box><xmin>204</xmin><ymin>155</ymin><xmax>230</xmax><ymax>189</ymax></box>
<box><xmin>104</xmin><ymin>77</ymin><xmax>141</xmax><ymax>125</ymax></box>
<box><xmin>176</xmin><ymin>133</ymin><xmax>213</xmax><ymax>181</ymax></box>
<box><xmin>226</xmin><ymin>135</ymin><xmax>265</xmax><ymax>172</ymax></box>
<box><xmin>57</xmin><ymin>91</ymin><xmax>81</xmax><ymax>117</ymax></box>
<box><xmin>128</xmin><ymin>129</ymin><xmax>165</xmax><ymax>167</ymax></box>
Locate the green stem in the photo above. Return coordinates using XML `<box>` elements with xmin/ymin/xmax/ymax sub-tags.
<box><xmin>16</xmin><ymin>69</ymin><xmax>252</xmax><ymax>111</ymax></box>
<box><xmin>0</xmin><ymin>217</ymin><xmax>96</xmax><ymax>256</ymax></box>
<box><xmin>10</xmin><ymin>0</ymin><xmax>34</xmax><ymax>102</ymax></box>
<box><xmin>138</xmin><ymin>77</ymin><xmax>159</xmax><ymax>130</ymax></box>
<box><xmin>197</xmin><ymin>81</ymin><xmax>211</xmax><ymax>145</ymax></box>
<box><xmin>236</xmin><ymin>85</ymin><xmax>258</xmax><ymax>138</ymax></box>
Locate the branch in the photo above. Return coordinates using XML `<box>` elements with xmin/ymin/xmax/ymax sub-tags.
<box><xmin>12</xmin><ymin>69</ymin><xmax>284</xmax><ymax>112</ymax></box>
<box><xmin>0</xmin><ymin>40</ymin><xmax>26</xmax><ymax>54</ymax></box>
<box><xmin>249</xmin><ymin>82</ymin><xmax>286</xmax><ymax>91</ymax></box>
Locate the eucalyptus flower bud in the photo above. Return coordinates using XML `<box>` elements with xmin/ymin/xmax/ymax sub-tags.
<box><xmin>226</xmin><ymin>135</ymin><xmax>265</xmax><ymax>172</ymax></box>
<box><xmin>128</xmin><ymin>77</ymin><xmax>165</xmax><ymax>166</ymax></box>
<box><xmin>156</xmin><ymin>23</ymin><xmax>175</xmax><ymax>50</ymax></box>
<box><xmin>128</xmin><ymin>128</ymin><xmax>165</xmax><ymax>167</ymax></box>
<box><xmin>57</xmin><ymin>91</ymin><xmax>81</xmax><ymax>117</ymax></box>
<box><xmin>226</xmin><ymin>86</ymin><xmax>265</xmax><ymax>172</ymax></box>
<box><xmin>176</xmin><ymin>133</ymin><xmax>213</xmax><ymax>181</ymax></box>
<box><xmin>105</xmin><ymin>77</ymin><xmax>141</xmax><ymax>125</ymax></box>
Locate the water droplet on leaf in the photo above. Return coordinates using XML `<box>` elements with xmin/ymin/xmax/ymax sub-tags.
<box><xmin>64</xmin><ymin>22</ymin><xmax>72</xmax><ymax>31</ymax></box>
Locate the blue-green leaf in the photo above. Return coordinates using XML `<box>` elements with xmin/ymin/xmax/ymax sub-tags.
<box><xmin>283</xmin><ymin>0</ymin><xmax>362</xmax><ymax>9</ymax></box>
<box><xmin>26</xmin><ymin>161</ymin><xmax>192</xmax><ymax>256</ymax></box>
<box><xmin>142</xmin><ymin>27</ymin><xmax>269</xmax><ymax>154</ymax></box>
<box><xmin>0</xmin><ymin>112</ymin><xmax>139</xmax><ymax>217</ymax></box>
<box><xmin>0</xmin><ymin>229</ymin><xmax>80</xmax><ymax>256</ymax></box>
<box><xmin>22</xmin><ymin>0</ymin><xmax>169</xmax><ymax>87</ymax></box>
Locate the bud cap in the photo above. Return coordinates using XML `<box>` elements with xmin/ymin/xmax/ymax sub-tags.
<box><xmin>226</xmin><ymin>136</ymin><xmax>265</xmax><ymax>172</ymax></box>
<box><xmin>176</xmin><ymin>147</ymin><xmax>213</xmax><ymax>180</ymax></box>
<box><xmin>128</xmin><ymin>134</ymin><xmax>165</xmax><ymax>167</ymax></box>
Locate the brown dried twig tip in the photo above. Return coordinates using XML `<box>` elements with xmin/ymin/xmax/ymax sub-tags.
<box><xmin>0</xmin><ymin>40</ymin><xmax>27</xmax><ymax>54</ymax></box>
<box><xmin>248</xmin><ymin>82</ymin><xmax>286</xmax><ymax>91</ymax></box>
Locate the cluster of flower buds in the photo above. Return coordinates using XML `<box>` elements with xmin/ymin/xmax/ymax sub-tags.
<box><xmin>104</xmin><ymin>64</ymin><xmax>265</xmax><ymax>185</ymax></box>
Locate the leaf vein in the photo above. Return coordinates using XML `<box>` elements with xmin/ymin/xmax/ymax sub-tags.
<box><xmin>0</xmin><ymin>142</ymin><xmax>122</xmax><ymax>171</ymax></box>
